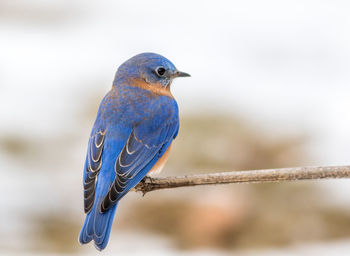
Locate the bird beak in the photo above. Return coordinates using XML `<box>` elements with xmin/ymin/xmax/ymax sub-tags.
<box><xmin>174</xmin><ymin>70</ymin><xmax>191</xmax><ymax>78</ymax></box>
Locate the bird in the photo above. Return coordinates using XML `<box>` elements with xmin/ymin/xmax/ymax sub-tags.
<box><xmin>78</xmin><ymin>52</ymin><xmax>190</xmax><ymax>250</ymax></box>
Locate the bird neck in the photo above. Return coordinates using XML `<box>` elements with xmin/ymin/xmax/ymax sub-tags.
<box><xmin>114</xmin><ymin>76</ymin><xmax>173</xmax><ymax>98</ymax></box>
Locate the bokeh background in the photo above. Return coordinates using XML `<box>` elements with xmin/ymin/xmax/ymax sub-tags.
<box><xmin>1</xmin><ymin>0</ymin><xmax>350</xmax><ymax>255</ymax></box>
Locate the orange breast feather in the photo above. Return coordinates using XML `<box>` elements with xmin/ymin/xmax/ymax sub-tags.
<box><xmin>148</xmin><ymin>144</ymin><xmax>172</xmax><ymax>175</ymax></box>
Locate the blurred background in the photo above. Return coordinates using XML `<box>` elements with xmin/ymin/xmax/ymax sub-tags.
<box><xmin>1</xmin><ymin>0</ymin><xmax>350</xmax><ymax>255</ymax></box>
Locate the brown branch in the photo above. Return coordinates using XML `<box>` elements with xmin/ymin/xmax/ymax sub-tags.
<box><xmin>134</xmin><ymin>165</ymin><xmax>350</xmax><ymax>195</ymax></box>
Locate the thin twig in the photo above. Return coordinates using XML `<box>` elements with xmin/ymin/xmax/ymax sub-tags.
<box><xmin>134</xmin><ymin>165</ymin><xmax>350</xmax><ymax>195</ymax></box>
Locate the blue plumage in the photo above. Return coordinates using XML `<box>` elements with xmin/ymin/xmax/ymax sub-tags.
<box><xmin>78</xmin><ymin>53</ymin><xmax>190</xmax><ymax>250</ymax></box>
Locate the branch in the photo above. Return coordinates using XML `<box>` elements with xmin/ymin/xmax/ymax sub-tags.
<box><xmin>134</xmin><ymin>165</ymin><xmax>350</xmax><ymax>195</ymax></box>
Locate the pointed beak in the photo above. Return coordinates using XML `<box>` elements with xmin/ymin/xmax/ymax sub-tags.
<box><xmin>174</xmin><ymin>70</ymin><xmax>191</xmax><ymax>78</ymax></box>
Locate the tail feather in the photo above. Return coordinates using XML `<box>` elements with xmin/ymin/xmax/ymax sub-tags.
<box><xmin>79</xmin><ymin>201</ymin><xmax>118</xmax><ymax>251</ymax></box>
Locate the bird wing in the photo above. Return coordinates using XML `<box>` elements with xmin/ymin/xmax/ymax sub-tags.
<box><xmin>100</xmin><ymin>120</ymin><xmax>179</xmax><ymax>212</ymax></box>
<box><xmin>83</xmin><ymin>129</ymin><xmax>106</xmax><ymax>213</ymax></box>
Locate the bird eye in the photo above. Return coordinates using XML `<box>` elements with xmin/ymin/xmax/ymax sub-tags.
<box><xmin>155</xmin><ymin>67</ymin><xmax>166</xmax><ymax>77</ymax></box>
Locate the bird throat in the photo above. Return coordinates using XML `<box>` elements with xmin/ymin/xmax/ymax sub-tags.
<box><xmin>129</xmin><ymin>78</ymin><xmax>173</xmax><ymax>98</ymax></box>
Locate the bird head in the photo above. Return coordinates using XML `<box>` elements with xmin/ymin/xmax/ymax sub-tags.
<box><xmin>114</xmin><ymin>52</ymin><xmax>190</xmax><ymax>87</ymax></box>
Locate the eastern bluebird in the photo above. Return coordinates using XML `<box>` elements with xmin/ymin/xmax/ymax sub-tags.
<box><xmin>78</xmin><ymin>53</ymin><xmax>190</xmax><ymax>250</ymax></box>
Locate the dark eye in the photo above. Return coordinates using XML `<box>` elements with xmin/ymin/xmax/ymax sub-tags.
<box><xmin>155</xmin><ymin>67</ymin><xmax>166</xmax><ymax>77</ymax></box>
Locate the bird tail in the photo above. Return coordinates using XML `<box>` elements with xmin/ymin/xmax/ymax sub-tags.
<box><xmin>79</xmin><ymin>200</ymin><xmax>118</xmax><ymax>251</ymax></box>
